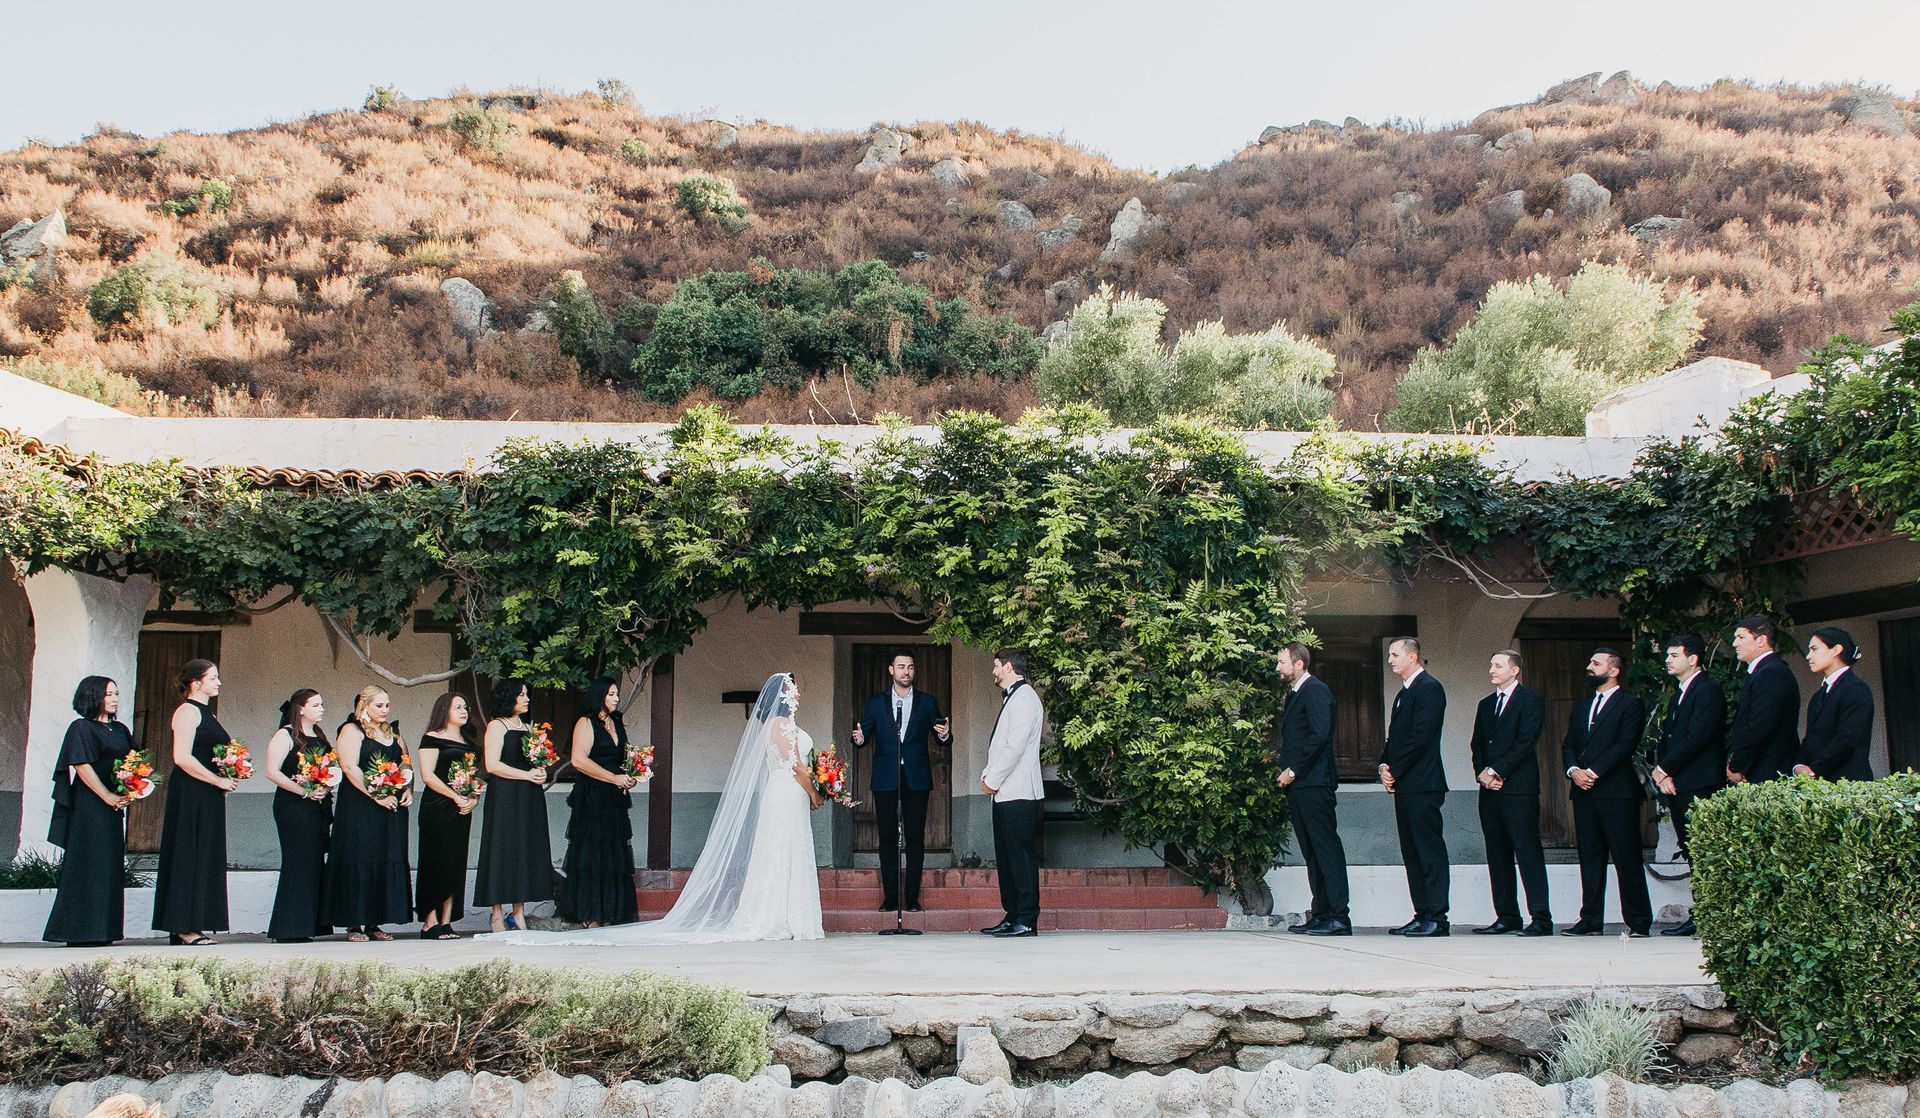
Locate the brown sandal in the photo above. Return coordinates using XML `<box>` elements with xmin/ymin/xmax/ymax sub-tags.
<box><xmin>367</xmin><ymin>927</ymin><xmax>394</xmax><ymax>941</ymax></box>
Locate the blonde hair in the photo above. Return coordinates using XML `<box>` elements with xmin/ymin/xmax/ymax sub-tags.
<box><xmin>85</xmin><ymin>1096</ymin><xmax>168</xmax><ymax>1118</ymax></box>
<box><xmin>352</xmin><ymin>685</ymin><xmax>393</xmax><ymax>738</ymax></box>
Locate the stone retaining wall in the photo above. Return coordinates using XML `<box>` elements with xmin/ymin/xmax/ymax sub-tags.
<box><xmin>759</xmin><ymin>986</ymin><xmax>1745</xmax><ymax>1083</ymax></box>
<box><xmin>9</xmin><ymin>1059</ymin><xmax>1915</xmax><ymax>1118</ymax></box>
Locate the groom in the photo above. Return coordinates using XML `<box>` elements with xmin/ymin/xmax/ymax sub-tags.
<box><xmin>981</xmin><ymin>649</ymin><xmax>1046</xmax><ymax>939</ymax></box>
<box><xmin>852</xmin><ymin>650</ymin><xmax>950</xmax><ymax>911</ymax></box>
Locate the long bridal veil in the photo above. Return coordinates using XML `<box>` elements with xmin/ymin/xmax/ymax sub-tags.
<box><xmin>486</xmin><ymin>672</ymin><xmax>795</xmax><ymax>945</ymax></box>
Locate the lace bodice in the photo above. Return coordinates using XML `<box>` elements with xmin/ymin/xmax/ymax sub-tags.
<box><xmin>769</xmin><ymin>720</ymin><xmax>811</xmax><ymax>772</ymax></box>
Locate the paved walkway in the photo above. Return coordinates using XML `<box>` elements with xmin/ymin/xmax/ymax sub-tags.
<box><xmin>0</xmin><ymin>930</ymin><xmax>1710</xmax><ymax>997</ymax></box>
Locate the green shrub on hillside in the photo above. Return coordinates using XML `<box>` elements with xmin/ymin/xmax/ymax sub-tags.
<box><xmin>449</xmin><ymin>102</ymin><xmax>512</xmax><ymax>154</ymax></box>
<box><xmin>546</xmin><ymin>270</ymin><xmax>616</xmax><ymax>376</ymax></box>
<box><xmin>674</xmin><ymin>175</ymin><xmax>749</xmax><ymax>233</ymax></box>
<box><xmin>363</xmin><ymin>84</ymin><xmax>401</xmax><ymax>112</ymax></box>
<box><xmin>1387</xmin><ymin>261</ymin><xmax>1702</xmax><ymax>435</ymax></box>
<box><xmin>619</xmin><ymin>137</ymin><xmax>652</xmax><ymax>165</ymax></box>
<box><xmin>0</xmin><ymin>958</ymin><xmax>767</xmax><ymax>1086</ymax></box>
<box><xmin>627</xmin><ymin>259</ymin><xmax>1040</xmax><ymax>401</ymax></box>
<box><xmin>1691</xmin><ymin>774</ymin><xmax>1920</xmax><ymax>1079</ymax></box>
<box><xmin>1037</xmin><ymin>285</ymin><xmax>1336</xmax><ymax>429</ymax></box>
<box><xmin>160</xmin><ymin>178</ymin><xmax>233</xmax><ymax>217</ymax></box>
<box><xmin>3</xmin><ymin>356</ymin><xmax>145</xmax><ymax>409</ymax></box>
<box><xmin>87</xmin><ymin>255</ymin><xmax>220</xmax><ymax>328</ymax></box>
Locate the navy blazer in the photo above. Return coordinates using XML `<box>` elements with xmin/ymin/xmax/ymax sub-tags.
<box><xmin>1380</xmin><ymin>670</ymin><xmax>1447</xmax><ymax>794</ymax></box>
<box><xmin>1798</xmin><ymin>669</ymin><xmax>1875</xmax><ymax>781</ymax></box>
<box><xmin>1657</xmin><ymin>673</ymin><xmax>1728</xmax><ymax>794</ymax></box>
<box><xmin>1470</xmin><ymin>684</ymin><xmax>1544</xmax><ymax>796</ymax></box>
<box><xmin>1276</xmin><ymin>675</ymin><xmax>1338</xmax><ymax>789</ymax></box>
<box><xmin>856</xmin><ymin>688</ymin><xmax>944</xmax><ymax>793</ymax></box>
<box><xmin>1727</xmin><ymin>654</ymin><xmax>1800</xmax><ymax>780</ymax></box>
<box><xmin>1562</xmin><ymin>687</ymin><xmax>1648</xmax><ymax>801</ymax></box>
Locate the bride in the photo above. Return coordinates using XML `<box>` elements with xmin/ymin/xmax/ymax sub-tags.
<box><xmin>488</xmin><ymin>672</ymin><xmax>825</xmax><ymax>944</ymax></box>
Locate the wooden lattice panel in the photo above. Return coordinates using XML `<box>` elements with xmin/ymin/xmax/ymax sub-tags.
<box><xmin>1756</xmin><ymin>487</ymin><xmax>1896</xmax><ymax>565</ymax></box>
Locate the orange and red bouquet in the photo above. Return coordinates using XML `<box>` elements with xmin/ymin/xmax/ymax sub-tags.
<box><xmin>447</xmin><ymin>754</ymin><xmax>486</xmax><ymax>799</ymax></box>
<box><xmin>295</xmin><ymin>747</ymin><xmax>342</xmax><ymax>796</ymax></box>
<box><xmin>809</xmin><ymin>744</ymin><xmax>857</xmax><ymax>808</ymax></box>
<box><xmin>213</xmin><ymin>739</ymin><xmax>253</xmax><ymax>781</ymax></box>
<box><xmin>624</xmin><ymin>742</ymin><xmax>655</xmax><ymax>782</ymax></box>
<box><xmin>114</xmin><ymin>750</ymin><xmax>157</xmax><ymax>800</ymax></box>
<box><xmin>365</xmin><ymin>752</ymin><xmax>414</xmax><ymax>803</ymax></box>
<box><xmin>523</xmin><ymin>722</ymin><xmax>559</xmax><ymax>769</ymax></box>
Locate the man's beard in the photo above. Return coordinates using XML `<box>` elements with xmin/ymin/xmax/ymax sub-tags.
<box><xmin>1584</xmin><ymin>671</ymin><xmax>1608</xmax><ymax>690</ymax></box>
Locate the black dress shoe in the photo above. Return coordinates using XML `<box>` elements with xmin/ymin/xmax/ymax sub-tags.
<box><xmin>1304</xmin><ymin>917</ymin><xmax>1352</xmax><ymax>937</ymax></box>
<box><xmin>992</xmin><ymin>923</ymin><xmax>1037</xmax><ymax>938</ymax></box>
<box><xmin>1403</xmin><ymin>919</ymin><xmax>1449</xmax><ymax>938</ymax></box>
<box><xmin>1518</xmin><ymin>920</ymin><xmax>1553</xmax><ymax>937</ymax></box>
<box><xmin>1625</xmin><ymin>928</ymin><xmax>1651</xmax><ymax>938</ymax></box>
<box><xmin>1660</xmin><ymin>919</ymin><xmax>1696</xmax><ymax>937</ymax></box>
<box><xmin>979</xmin><ymin>920</ymin><xmax>1013</xmax><ymax>935</ymax></box>
<box><xmin>1473</xmin><ymin>920</ymin><xmax>1519</xmax><ymax>935</ymax></box>
<box><xmin>879</xmin><ymin>901</ymin><xmax>900</xmax><ymax>912</ymax></box>
<box><xmin>1289</xmin><ymin>915</ymin><xmax>1328</xmax><ymax>934</ymax></box>
<box><xmin>1561</xmin><ymin>921</ymin><xmax>1604</xmax><ymax>936</ymax></box>
<box><xmin>1387</xmin><ymin>917</ymin><xmax>1421</xmax><ymax>936</ymax></box>
<box><xmin>905</xmin><ymin>903</ymin><xmax>924</xmax><ymax>913</ymax></box>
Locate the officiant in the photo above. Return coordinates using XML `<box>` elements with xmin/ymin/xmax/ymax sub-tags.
<box><xmin>852</xmin><ymin>650</ymin><xmax>950</xmax><ymax>911</ymax></box>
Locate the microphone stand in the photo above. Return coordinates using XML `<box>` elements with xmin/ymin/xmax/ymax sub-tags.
<box><xmin>878</xmin><ymin>705</ymin><xmax>922</xmax><ymax>936</ymax></box>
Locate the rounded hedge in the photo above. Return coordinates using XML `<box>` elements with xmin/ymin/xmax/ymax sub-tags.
<box><xmin>1690</xmin><ymin>772</ymin><xmax>1920</xmax><ymax>1079</ymax></box>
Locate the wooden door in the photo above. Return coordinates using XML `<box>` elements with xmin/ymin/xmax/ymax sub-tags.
<box><xmin>1318</xmin><ymin>639</ymin><xmax>1387</xmax><ymax>781</ymax></box>
<box><xmin>1881</xmin><ymin>618</ymin><xmax>1919</xmax><ymax>774</ymax></box>
<box><xmin>1516</xmin><ymin>632</ymin><xmax>1633</xmax><ymax>850</ymax></box>
<box><xmin>847</xmin><ymin>644</ymin><xmax>953</xmax><ymax>852</ymax></box>
<box><xmin>127</xmin><ymin>630</ymin><xmax>221</xmax><ymax>852</ymax></box>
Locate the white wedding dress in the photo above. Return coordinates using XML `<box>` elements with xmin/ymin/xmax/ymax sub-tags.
<box><xmin>485</xmin><ymin>673</ymin><xmax>823</xmax><ymax>945</ymax></box>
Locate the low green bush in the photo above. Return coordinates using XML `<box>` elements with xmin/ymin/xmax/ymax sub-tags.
<box><xmin>619</xmin><ymin>137</ymin><xmax>652</xmax><ymax>164</ymax></box>
<box><xmin>4</xmin><ymin>356</ymin><xmax>146</xmax><ymax>409</ymax></box>
<box><xmin>0</xmin><ymin>851</ymin><xmax>148</xmax><ymax>890</ymax></box>
<box><xmin>674</xmin><ymin>175</ymin><xmax>749</xmax><ymax>233</ymax></box>
<box><xmin>159</xmin><ymin>178</ymin><xmax>233</xmax><ymax>218</ymax></box>
<box><xmin>449</xmin><ymin>103</ymin><xmax>512</xmax><ymax>154</ymax></box>
<box><xmin>0</xmin><ymin>958</ymin><xmax>767</xmax><ymax>1085</ymax></box>
<box><xmin>1545</xmin><ymin>994</ymin><xmax>1667</xmax><ymax>1083</ymax></box>
<box><xmin>1691</xmin><ymin>773</ymin><xmax>1920</xmax><ymax>1079</ymax></box>
<box><xmin>86</xmin><ymin>255</ymin><xmax>220</xmax><ymax>328</ymax></box>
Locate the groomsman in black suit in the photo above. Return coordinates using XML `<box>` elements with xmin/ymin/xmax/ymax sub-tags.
<box><xmin>1380</xmin><ymin>636</ymin><xmax>1449</xmax><ymax>937</ymax></box>
<box><xmin>852</xmin><ymin>650</ymin><xmax>950</xmax><ymax>911</ymax></box>
<box><xmin>1651</xmin><ymin>633</ymin><xmax>1727</xmax><ymax>937</ymax></box>
<box><xmin>1470</xmin><ymin>649</ymin><xmax>1551</xmax><ymax>937</ymax></box>
<box><xmin>1727</xmin><ymin>614</ymin><xmax>1800</xmax><ymax>783</ymax></box>
<box><xmin>1561</xmin><ymin>648</ymin><xmax>1652</xmax><ymax>937</ymax></box>
<box><xmin>1794</xmin><ymin>626</ymin><xmax>1876</xmax><ymax>781</ymax></box>
<box><xmin>1273</xmin><ymin>642</ymin><xmax>1350</xmax><ymax>936</ymax></box>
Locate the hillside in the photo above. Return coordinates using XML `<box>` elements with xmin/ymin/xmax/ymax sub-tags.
<box><xmin>1</xmin><ymin>73</ymin><xmax>1915</xmax><ymax>426</ymax></box>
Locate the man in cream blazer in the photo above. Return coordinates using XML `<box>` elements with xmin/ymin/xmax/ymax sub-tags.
<box><xmin>981</xmin><ymin>649</ymin><xmax>1046</xmax><ymax>938</ymax></box>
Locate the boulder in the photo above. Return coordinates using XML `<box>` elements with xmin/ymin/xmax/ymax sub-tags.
<box><xmin>997</xmin><ymin>201</ymin><xmax>1037</xmax><ymax>231</ymax></box>
<box><xmin>699</xmin><ymin>120</ymin><xmax>739</xmax><ymax>150</ymax></box>
<box><xmin>816</xmin><ymin>1016</ymin><xmax>894</xmax><ymax>1053</ymax></box>
<box><xmin>786</xmin><ymin>997</ymin><xmax>826</xmax><ymax>1028</ymax></box>
<box><xmin>1390</xmin><ymin>191</ymin><xmax>1422</xmax><ymax>227</ymax></box>
<box><xmin>994</xmin><ymin>1015</ymin><xmax>1083</xmax><ymax>1059</ymax></box>
<box><xmin>1382</xmin><ymin>1005</ymin><xmax>1460</xmax><ymax>1043</ymax></box>
<box><xmin>1487</xmin><ymin>189</ymin><xmax>1529</xmax><ymax>222</ymax></box>
<box><xmin>1108</xmin><ymin>1011</ymin><xmax>1223</xmax><ymax>1064</ymax></box>
<box><xmin>1544</xmin><ymin>72</ymin><xmax>1605</xmax><ymax>103</ymax></box>
<box><xmin>774</xmin><ymin>1032</ymin><xmax>846</xmax><ymax>1079</ymax></box>
<box><xmin>1542</xmin><ymin>70</ymin><xmax>1644</xmax><ymax>106</ymax></box>
<box><xmin>854</xmin><ymin>128</ymin><xmax>912</xmax><ymax>174</ymax></box>
<box><xmin>1244</xmin><ymin>994</ymin><xmax>1330</xmax><ymax>1020</ymax></box>
<box><xmin>930</xmin><ymin>157</ymin><xmax>971</xmax><ymax>193</ymax></box>
<box><xmin>958</xmin><ymin>1033</ymin><xmax>1013</xmax><ymax>1085</ymax></box>
<box><xmin>1331</xmin><ymin>1037</ymin><xmax>1401</xmax><ymax>1070</ymax></box>
<box><xmin>1492</xmin><ymin>127</ymin><xmax>1535</xmax><ymax>151</ymax></box>
<box><xmin>440</xmin><ymin>277</ymin><xmax>495</xmax><ymax>339</ymax></box>
<box><xmin>1559</xmin><ymin>172</ymin><xmax>1612</xmax><ymax>218</ymax></box>
<box><xmin>1460</xmin><ymin>1006</ymin><xmax>1558</xmax><ymax>1056</ymax></box>
<box><xmin>1237</xmin><ymin>1044</ymin><xmax>1327</xmax><ymax>1071</ymax></box>
<box><xmin>1597</xmin><ymin>71</ymin><xmax>1646</xmax><ymax>105</ymax></box>
<box><xmin>1166</xmin><ymin>181</ymin><xmax>1201</xmax><ymax>202</ymax></box>
<box><xmin>1402</xmin><ymin>1043</ymin><xmax>1461</xmax><ymax>1071</ymax></box>
<box><xmin>1829</xmin><ymin>92</ymin><xmax>1914</xmax><ymax>137</ymax></box>
<box><xmin>1630</xmin><ymin>215</ymin><xmax>1692</xmax><ymax>244</ymax></box>
<box><xmin>1460</xmin><ymin>1052</ymin><xmax>1530</xmax><ymax>1078</ymax></box>
<box><xmin>1037</xmin><ymin>214</ymin><xmax>1085</xmax><ymax>250</ymax></box>
<box><xmin>1040</xmin><ymin>321</ymin><xmax>1071</xmax><ymax>344</ymax></box>
<box><xmin>1258</xmin><ymin>121</ymin><xmax>1339</xmax><ymax>144</ymax></box>
<box><xmin>1228</xmin><ymin>1017</ymin><xmax>1308</xmax><ymax>1045</ymax></box>
<box><xmin>1099</xmin><ymin>996</ymin><xmax>1192</xmax><ymax>1028</ymax></box>
<box><xmin>0</xmin><ymin>209</ymin><xmax>66</xmax><ymax>282</ymax></box>
<box><xmin>1098</xmin><ymin>198</ymin><xmax>1166</xmax><ymax>264</ymax></box>
<box><xmin>1452</xmin><ymin>134</ymin><xmax>1486</xmax><ymax>148</ymax></box>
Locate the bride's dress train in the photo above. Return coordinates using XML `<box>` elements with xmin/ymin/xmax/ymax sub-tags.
<box><xmin>485</xmin><ymin>673</ymin><xmax>822</xmax><ymax>945</ymax></box>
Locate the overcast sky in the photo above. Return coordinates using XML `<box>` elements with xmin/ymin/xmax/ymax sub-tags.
<box><xmin>5</xmin><ymin>0</ymin><xmax>1915</xmax><ymax>172</ymax></box>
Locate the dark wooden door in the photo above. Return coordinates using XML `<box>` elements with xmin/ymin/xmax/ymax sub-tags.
<box><xmin>1319</xmin><ymin>645</ymin><xmax>1386</xmax><ymax>781</ymax></box>
<box><xmin>1881</xmin><ymin>618</ymin><xmax>1919</xmax><ymax>774</ymax></box>
<box><xmin>127</xmin><ymin>629</ymin><xmax>221</xmax><ymax>852</ymax></box>
<box><xmin>1516</xmin><ymin>632</ymin><xmax>1635</xmax><ymax>850</ymax></box>
<box><xmin>847</xmin><ymin>644</ymin><xmax>953</xmax><ymax>852</ymax></box>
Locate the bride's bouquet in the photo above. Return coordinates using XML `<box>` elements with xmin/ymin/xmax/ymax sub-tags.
<box><xmin>447</xmin><ymin>754</ymin><xmax>486</xmax><ymax>800</ymax></box>
<box><xmin>623</xmin><ymin>742</ymin><xmax>655</xmax><ymax>783</ymax></box>
<box><xmin>365</xmin><ymin>752</ymin><xmax>414</xmax><ymax>804</ymax></box>
<box><xmin>523</xmin><ymin>722</ymin><xmax>560</xmax><ymax>769</ymax></box>
<box><xmin>295</xmin><ymin>746</ymin><xmax>343</xmax><ymax>797</ymax></box>
<box><xmin>114</xmin><ymin>750</ymin><xmax>157</xmax><ymax>800</ymax></box>
<box><xmin>809</xmin><ymin>744</ymin><xmax>857</xmax><ymax>808</ymax></box>
<box><xmin>213</xmin><ymin>739</ymin><xmax>254</xmax><ymax>781</ymax></box>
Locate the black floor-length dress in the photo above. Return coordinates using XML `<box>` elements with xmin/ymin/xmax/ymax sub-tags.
<box><xmin>267</xmin><ymin>730</ymin><xmax>333</xmax><ymax>940</ymax></box>
<box><xmin>473</xmin><ymin>727</ymin><xmax>553</xmax><ymax>906</ymax></box>
<box><xmin>415</xmin><ymin>732</ymin><xmax>477</xmax><ymax>922</ymax></box>
<box><xmin>43</xmin><ymin>718</ymin><xmax>133</xmax><ymax>944</ymax></box>
<box><xmin>152</xmin><ymin>699</ymin><xmax>231</xmax><ymax>934</ymax></box>
<box><xmin>326</xmin><ymin>732</ymin><xmax>412</xmax><ymax>927</ymax></box>
<box><xmin>560</xmin><ymin>716</ymin><xmax>639</xmax><ymax>925</ymax></box>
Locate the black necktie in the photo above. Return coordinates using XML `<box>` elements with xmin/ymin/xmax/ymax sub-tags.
<box><xmin>1589</xmin><ymin>693</ymin><xmax>1605</xmax><ymax>730</ymax></box>
<box><xmin>1494</xmin><ymin>691</ymin><xmax>1506</xmax><ymax>719</ymax></box>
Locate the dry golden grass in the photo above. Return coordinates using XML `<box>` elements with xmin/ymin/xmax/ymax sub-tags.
<box><xmin>0</xmin><ymin>81</ymin><xmax>1914</xmax><ymax>426</ymax></box>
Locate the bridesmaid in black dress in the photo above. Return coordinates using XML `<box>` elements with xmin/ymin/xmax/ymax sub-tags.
<box><xmin>264</xmin><ymin>688</ymin><xmax>333</xmax><ymax>943</ymax></box>
<box><xmin>474</xmin><ymin>678</ymin><xmax>552</xmax><ymax>932</ymax></box>
<box><xmin>43</xmin><ymin>676</ymin><xmax>134</xmax><ymax>946</ymax></box>
<box><xmin>328</xmin><ymin>686</ymin><xmax>413</xmax><ymax>940</ymax></box>
<box><xmin>415</xmin><ymin>691</ymin><xmax>478</xmax><ymax>939</ymax></box>
<box><xmin>560</xmin><ymin>677</ymin><xmax>641</xmax><ymax>927</ymax></box>
<box><xmin>152</xmin><ymin>658</ymin><xmax>238</xmax><ymax>945</ymax></box>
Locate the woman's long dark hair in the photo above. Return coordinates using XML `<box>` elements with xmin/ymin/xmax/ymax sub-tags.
<box><xmin>71</xmin><ymin>676</ymin><xmax>115</xmax><ymax>720</ymax></box>
<box><xmin>577</xmin><ymin>676</ymin><xmax>619</xmax><ymax>720</ymax></box>
<box><xmin>425</xmin><ymin>691</ymin><xmax>473</xmax><ymax>743</ymax></box>
<box><xmin>487</xmin><ymin>677</ymin><xmax>529</xmax><ymax>722</ymax></box>
<box><xmin>278</xmin><ymin>688</ymin><xmax>330</xmax><ymax>749</ymax></box>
